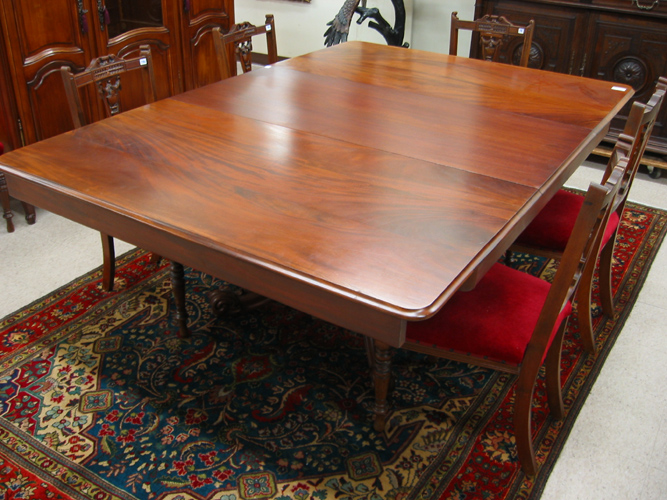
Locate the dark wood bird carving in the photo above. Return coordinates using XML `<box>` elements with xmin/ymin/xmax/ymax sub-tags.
<box><xmin>324</xmin><ymin>0</ymin><xmax>409</xmax><ymax>48</ymax></box>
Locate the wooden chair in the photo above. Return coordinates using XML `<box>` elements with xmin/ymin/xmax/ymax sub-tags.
<box><xmin>213</xmin><ymin>14</ymin><xmax>278</xmax><ymax>80</ymax></box>
<box><xmin>401</xmin><ymin>163</ymin><xmax>625</xmax><ymax>476</ymax></box>
<box><xmin>1</xmin><ymin>142</ymin><xmax>37</xmax><ymax>232</ymax></box>
<box><xmin>60</xmin><ymin>45</ymin><xmax>159</xmax><ymax>291</ymax></box>
<box><xmin>508</xmin><ymin>78</ymin><xmax>666</xmax><ymax>353</ymax></box>
<box><xmin>202</xmin><ymin>16</ymin><xmax>280</xmax><ymax>317</ymax></box>
<box><xmin>450</xmin><ymin>11</ymin><xmax>535</xmax><ymax>67</ymax></box>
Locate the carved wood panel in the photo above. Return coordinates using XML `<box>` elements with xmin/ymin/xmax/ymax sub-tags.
<box><xmin>476</xmin><ymin>0</ymin><xmax>667</xmax><ymax>155</ymax></box>
<box><xmin>99</xmin><ymin>0</ymin><xmax>182</xmax><ymax>99</ymax></box>
<box><xmin>475</xmin><ymin>1</ymin><xmax>584</xmax><ymax>73</ymax></box>
<box><xmin>0</xmin><ymin>28</ymin><xmax>19</xmax><ymax>150</ymax></box>
<box><xmin>0</xmin><ymin>0</ymin><xmax>95</xmax><ymax>144</ymax></box>
<box><xmin>588</xmin><ymin>12</ymin><xmax>667</xmax><ymax>147</ymax></box>
<box><xmin>180</xmin><ymin>0</ymin><xmax>233</xmax><ymax>90</ymax></box>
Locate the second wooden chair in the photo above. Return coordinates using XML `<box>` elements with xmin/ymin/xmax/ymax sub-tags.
<box><xmin>508</xmin><ymin>78</ymin><xmax>666</xmax><ymax>353</ymax></box>
<box><xmin>213</xmin><ymin>14</ymin><xmax>278</xmax><ymax>80</ymax></box>
<box><xmin>60</xmin><ymin>45</ymin><xmax>160</xmax><ymax>291</ymax></box>
<box><xmin>400</xmin><ymin>161</ymin><xmax>625</xmax><ymax>475</ymax></box>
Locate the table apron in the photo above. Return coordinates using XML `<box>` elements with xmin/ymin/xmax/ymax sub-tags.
<box><xmin>5</xmin><ymin>173</ymin><xmax>408</xmax><ymax>347</ymax></box>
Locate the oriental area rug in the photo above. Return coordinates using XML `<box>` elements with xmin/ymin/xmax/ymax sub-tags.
<box><xmin>1</xmin><ymin>202</ymin><xmax>666</xmax><ymax>500</ymax></box>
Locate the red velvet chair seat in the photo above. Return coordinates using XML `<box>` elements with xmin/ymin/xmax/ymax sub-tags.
<box><xmin>407</xmin><ymin>262</ymin><xmax>572</xmax><ymax>366</ymax></box>
<box><xmin>517</xmin><ymin>189</ymin><xmax>620</xmax><ymax>251</ymax></box>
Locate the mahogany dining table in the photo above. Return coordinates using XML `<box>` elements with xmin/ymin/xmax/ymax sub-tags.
<box><xmin>0</xmin><ymin>41</ymin><xmax>633</xmax><ymax>431</ymax></box>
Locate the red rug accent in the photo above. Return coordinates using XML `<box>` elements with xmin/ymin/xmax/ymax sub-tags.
<box><xmin>0</xmin><ymin>202</ymin><xmax>665</xmax><ymax>500</ymax></box>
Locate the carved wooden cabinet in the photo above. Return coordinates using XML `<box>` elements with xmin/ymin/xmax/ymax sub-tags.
<box><xmin>0</xmin><ymin>0</ymin><xmax>234</xmax><ymax>151</ymax></box>
<box><xmin>474</xmin><ymin>0</ymin><xmax>667</xmax><ymax>160</ymax></box>
<box><xmin>0</xmin><ymin>28</ymin><xmax>19</xmax><ymax>151</ymax></box>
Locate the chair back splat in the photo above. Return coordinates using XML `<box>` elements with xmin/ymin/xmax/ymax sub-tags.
<box><xmin>450</xmin><ymin>11</ymin><xmax>535</xmax><ymax>67</ymax></box>
<box><xmin>213</xmin><ymin>14</ymin><xmax>278</xmax><ymax>80</ymax></box>
<box><xmin>60</xmin><ymin>45</ymin><xmax>157</xmax><ymax>129</ymax></box>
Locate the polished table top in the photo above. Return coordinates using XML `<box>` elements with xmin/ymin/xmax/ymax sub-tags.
<box><xmin>0</xmin><ymin>42</ymin><xmax>633</xmax><ymax>347</ymax></box>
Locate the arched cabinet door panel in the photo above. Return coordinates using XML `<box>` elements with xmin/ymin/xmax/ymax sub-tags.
<box><xmin>181</xmin><ymin>0</ymin><xmax>234</xmax><ymax>90</ymax></box>
<box><xmin>0</xmin><ymin>0</ymin><xmax>95</xmax><ymax>144</ymax></box>
<box><xmin>98</xmin><ymin>0</ymin><xmax>183</xmax><ymax>98</ymax></box>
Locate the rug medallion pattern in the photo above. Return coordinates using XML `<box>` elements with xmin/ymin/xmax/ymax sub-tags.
<box><xmin>1</xmin><ymin>203</ymin><xmax>665</xmax><ymax>500</ymax></box>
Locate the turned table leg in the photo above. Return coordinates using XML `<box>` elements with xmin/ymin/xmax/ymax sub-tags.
<box><xmin>372</xmin><ymin>340</ymin><xmax>392</xmax><ymax>432</ymax></box>
<box><xmin>170</xmin><ymin>261</ymin><xmax>190</xmax><ymax>338</ymax></box>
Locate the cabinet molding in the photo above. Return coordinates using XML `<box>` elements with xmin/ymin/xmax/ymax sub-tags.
<box><xmin>475</xmin><ymin>0</ymin><xmax>667</xmax><ymax>157</ymax></box>
<box><xmin>0</xmin><ymin>0</ymin><xmax>233</xmax><ymax>150</ymax></box>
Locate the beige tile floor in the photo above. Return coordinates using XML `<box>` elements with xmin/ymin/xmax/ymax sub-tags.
<box><xmin>541</xmin><ymin>161</ymin><xmax>667</xmax><ymax>500</ymax></box>
<box><xmin>1</xmin><ymin>160</ymin><xmax>666</xmax><ymax>498</ymax></box>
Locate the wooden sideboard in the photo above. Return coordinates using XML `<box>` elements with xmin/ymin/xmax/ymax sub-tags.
<box><xmin>0</xmin><ymin>0</ymin><xmax>234</xmax><ymax>152</ymax></box>
<box><xmin>474</xmin><ymin>0</ymin><xmax>667</xmax><ymax>168</ymax></box>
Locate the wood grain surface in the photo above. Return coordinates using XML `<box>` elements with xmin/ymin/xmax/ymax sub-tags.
<box><xmin>0</xmin><ymin>42</ymin><xmax>633</xmax><ymax>345</ymax></box>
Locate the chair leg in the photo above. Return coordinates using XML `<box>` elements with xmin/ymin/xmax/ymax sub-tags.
<box><xmin>545</xmin><ymin>320</ymin><xmax>568</xmax><ymax>420</ymax></box>
<box><xmin>101</xmin><ymin>233</ymin><xmax>116</xmax><ymax>292</ymax></box>
<box><xmin>597</xmin><ymin>236</ymin><xmax>616</xmax><ymax>318</ymax></box>
<box><xmin>170</xmin><ymin>261</ymin><xmax>190</xmax><ymax>338</ymax></box>
<box><xmin>1</xmin><ymin>172</ymin><xmax>15</xmax><ymax>233</ymax></box>
<box><xmin>514</xmin><ymin>341</ymin><xmax>549</xmax><ymax>476</ymax></box>
<box><xmin>372</xmin><ymin>340</ymin><xmax>392</xmax><ymax>433</ymax></box>
<box><xmin>21</xmin><ymin>201</ymin><xmax>36</xmax><ymax>225</ymax></box>
<box><xmin>513</xmin><ymin>320</ymin><xmax>568</xmax><ymax>477</ymax></box>
<box><xmin>364</xmin><ymin>336</ymin><xmax>375</xmax><ymax>370</ymax></box>
<box><xmin>504</xmin><ymin>249</ymin><xmax>514</xmax><ymax>264</ymax></box>
<box><xmin>513</xmin><ymin>374</ymin><xmax>538</xmax><ymax>476</ymax></box>
<box><xmin>576</xmin><ymin>254</ymin><xmax>598</xmax><ymax>354</ymax></box>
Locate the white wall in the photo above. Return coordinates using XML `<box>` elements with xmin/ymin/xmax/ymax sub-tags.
<box><xmin>235</xmin><ymin>0</ymin><xmax>475</xmax><ymax>57</ymax></box>
<box><xmin>411</xmin><ymin>0</ymin><xmax>475</xmax><ymax>55</ymax></box>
